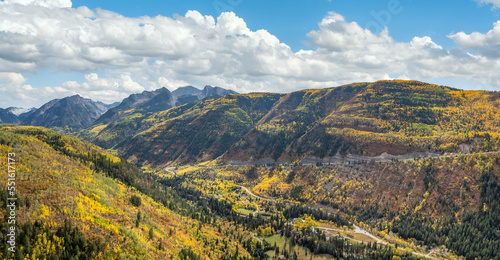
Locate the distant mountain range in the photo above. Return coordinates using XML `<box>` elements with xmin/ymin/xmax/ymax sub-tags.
<box><xmin>7</xmin><ymin>107</ymin><xmax>37</xmax><ymax>120</ymax></box>
<box><xmin>173</xmin><ymin>85</ymin><xmax>237</xmax><ymax>106</ymax></box>
<box><xmin>0</xmin><ymin>107</ymin><xmax>36</xmax><ymax>124</ymax></box>
<box><xmin>4</xmin><ymin>80</ymin><xmax>500</xmax><ymax>166</ymax></box>
<box><xmin>0</xmin><ymin>85</ymin><xmax>237</xmax><ymax>131</ymax></box>
<box><xmin>20</xmin><ymin>95</ymin><xmax>109</xmax><ymax>130</ymax></box>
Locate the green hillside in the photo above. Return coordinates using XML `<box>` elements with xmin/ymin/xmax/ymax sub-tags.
<box><xmin>100</xmin><ymin>93</ymin><xmax>283</xmax><ymax>166</ymax></box>
<box><xmin>0</xmin><ymin>126</ymin><xmax>254</xmax><ymax>259</ymax></box>
<box><xmin>3</xmin><ymin>80</ymin><xmax>500</xmax><ymax>259</ymax></box>
<box><xmin>90</xmin><ymin>80</ymin><xmax>500</xmax><ymax>165</ymax></box>
<box><xmin>0</xmin><ymin>125</ymin><xmax>426</xmax><ymax>260</ymax></box>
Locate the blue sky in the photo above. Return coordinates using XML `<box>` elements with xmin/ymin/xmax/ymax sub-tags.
<box><xmin>71</xmin><ymin>0</ymin><xmax>499</xmax><ymax>50</ymax></box>
<box><xmin>1</xmin><ymin>0</ymin><xmax>500</xmax><ymax>107</ymax></box>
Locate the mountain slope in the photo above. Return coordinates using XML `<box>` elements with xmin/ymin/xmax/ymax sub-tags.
<box><xmin>98</xmin><ymin>80</ymin><xmax>500</xmax><ymax>165</ymax></box>
<box><xmin>226</xmin><ymin>81</ymin><xmax>498</xmax><ymax>162</ymax></box>
<box><xmin>0</xmin><ymin>126</ymin><xmax>252</xmax><ymax>259</ymax></box>
<box><xmin>225</xmin><ymin>80</ymin><xmax>466</xmax><ymax>161</ymax></box>
<box><xmin>21</xmin><ymin>95</ymin><xmax>108</xmax><ymax>130</ymax></box>
<box><xmin>118</xmin><ymin>93</ymin><xmax>284</xmax><ymax>165</ymax></box>
<box><xmin>84</xmin><ymin>85</ymin><xmax>238</xmax><ymax>148</ymax></box>
<box><xmin>0</xmin><ymin>108</ymin><xmax>19</xmax><ymax>123</ymax></box>
<box><xmin>87</xmin><ymin>87</ymin><xmax>175</xmax><ymax>148</ymax></box>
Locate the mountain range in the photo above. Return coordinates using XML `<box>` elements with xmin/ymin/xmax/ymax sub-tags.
<box><xmin>1</xmin><ymin>80</ymin><xmax>499</xmax><ymax>259</ymax></box>
<box><xmin>89</xmin><ymin>80</ymin><xmax>500</xmax><ymax>166</ymax></box>
<box><xmin>3</xmin><ymin>80</ymin><xmax>500</xmax><ymax>166</ymax></box>
<box><xmin>0</xmin><ymin>85</ymin><xmax>236</xmax><ymax>132</ymax></box>
<box><xmin>0</xmin><ymin>107</ymin><xmax>36</xmax><ymax>124</ymax></box>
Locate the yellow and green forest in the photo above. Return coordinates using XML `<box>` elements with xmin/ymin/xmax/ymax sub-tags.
<box><xmin>1</xmin><ymin>80</ymin><xmax>499</xmax><ymax>260</ymax></box>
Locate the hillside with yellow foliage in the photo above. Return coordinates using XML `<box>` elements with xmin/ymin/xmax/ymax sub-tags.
<box><xmin>86</xmin><ymin>80</ymin><xmax>500</xmax><ymax>166</ymax></box>
<box><xmin>5</xmin><ymin>80</ymin><xmax>500</xmax><ymax>259</ymax></box>
<box><xmin>166</xmin><ymin>151</ymin><xmax>499</xmax><ymax>259</ymax></box>
<box><xmin>0</xmin><ymin>126</ymin><xmax>254</xmax><ymax>259</ymax></box>
<box><xmin>226</xmin><ymin>80</ymin><xmax>500</xmax><ymax>162</ymax></box>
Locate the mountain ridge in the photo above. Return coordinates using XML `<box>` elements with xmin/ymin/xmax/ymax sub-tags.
<box><xmin>21</xmin><ymin>94</ymin><xmax>108</xmax><ymax>130</ymax></box>
<box><xmin>87</xmin><ymin>85</ymin><xmax>238</xmax><ymax>148</ymax></box>
<box><xmin>97</xmin><ymin>80</ymin><xmax>500</xmax><ymax>166</ymax></box>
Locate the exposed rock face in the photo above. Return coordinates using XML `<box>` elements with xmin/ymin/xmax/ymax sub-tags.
<box><xmin>22</xmin><ymin>95</ymin><xmax>108</xmax><ymax>130</ymax></box>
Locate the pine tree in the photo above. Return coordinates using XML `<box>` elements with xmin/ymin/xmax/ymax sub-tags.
<box><xmin>149</xmin><ymin>228</ymin><xmax>154</xmax><ymax>240</ymax></box>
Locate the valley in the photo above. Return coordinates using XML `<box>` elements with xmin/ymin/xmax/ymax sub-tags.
<box><xmin>1</xmin><ymin>80</ymin><xmax>499</xmax><ymax>259</ymax></box>
<box><xmin>2</xmin><ymin>0</ymin><xmax>500</xmax><ymax>257</ymax></box>
<box><xmin>156</xmin><ymin>149</ymin><xmax>499</xmax><ymax>259</ymax></box>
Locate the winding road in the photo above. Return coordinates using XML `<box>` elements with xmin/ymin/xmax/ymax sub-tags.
<box><xmin>237</xmin><ymin>184</ymin><xmax>437</xmax><ymax>259</ymax></box>
<box><xmin>168</xmin><ymin>166</ymin><xmax>440</xmax><ymax>258</ymax></box>
<box><xmin>237</xmin><ymin>185</ymin><xmax>273</xmax><ymax>201</ymax></box>
<box><xmin>229</xmin><ymin>150</ymin><xmax>500</xmax><ymax>167</ymax></box>
<box><xmin>165</xmin><ymin>167</ymin><xmax>176</xmax><ymax>176</ymax></box>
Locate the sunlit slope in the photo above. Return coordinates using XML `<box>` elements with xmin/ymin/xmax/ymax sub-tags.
<box><xmin>116</xmin><ymin>93</ymin><xmax>284</xmax><ymax>166</ymax></box>
<box><xmin>86</xmin><ymin>80</ymin><xmax>500</xmax><ymax>165</ymax></box>
<box><xmin>188</xmin><ymin>151</ymin><xmax>500</xmax><ymax>259</ymax></box>
<box><xmin>0</xmin><ymin>126</ymin><xmax>250</xmax><ymax>259</ymax></box>
<box><xmin>227</xmin><ymin>80</ymin><xmax>500</xmax><ymax>161</ymax></box>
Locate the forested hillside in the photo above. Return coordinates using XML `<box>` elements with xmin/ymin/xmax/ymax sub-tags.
<box><xmin>84</xmin><ymin>86</ymin><xmax>238</xmax><ymax>149</ymax></box>
<box><xmin>251</xmin><ymin>154</ymin><xmax>500</xmax><ymax>257</ymax></box>
<box><xmin>226</xmin><ymin>81</ymin><xmax>500</xmax><ymax>161</ymax></box>
<box><xmin>168</xmin><ymin>151</ymin><xmax>500</xmax><ymax>259</ymax></box>
<box><xmin>0</xmin><ymin>126</ymin><xmax>428</xmax><ymax>260</ymax></box>
<box><xmin>104</xmin><ymin>93</ymin><xmax>284</xmax><ymax>166</ymax></box>
<box><xmin>93</xmin><ymin>80</ymin><xmax>500</xmax><ymax>166</ymax></box>
<box><xmin>0</xmin><ymin>126</ymin><xmax>256</xmax><ymax>259</ymax></box>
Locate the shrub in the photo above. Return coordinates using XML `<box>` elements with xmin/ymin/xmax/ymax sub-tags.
<box><xmin>130</xmin><ymin>195</ymin><xmax>142</xmax><ymax>207</ymax></box>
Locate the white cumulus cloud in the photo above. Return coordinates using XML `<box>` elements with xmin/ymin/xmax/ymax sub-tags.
<box><xmin>1</xmin><ymin>2</ymin><xmax>500</xmax><ymax>108</ymax></box>
<box><xmin>0</xmin><ymin>72</ymin><xmax>145</xmax><ymax>107</ymax></box>
<box><xmin>476</xmin><ymin>0</ymin><xmax>500</xmax><ymax>8</ymax></box>
<box><xmin>0</xmin><ymin>0</ymin><xmax>71</xmax><ymax>8</ymax></box>
<box><xmin>449</xmin><ymin>21</ymin><xmax>500</xmax><ymax>58</ymax></box>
